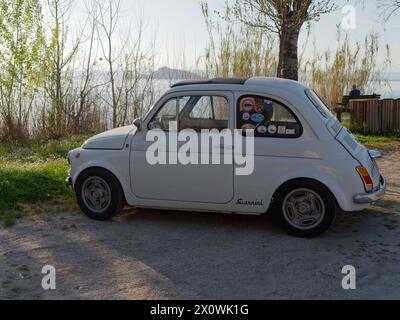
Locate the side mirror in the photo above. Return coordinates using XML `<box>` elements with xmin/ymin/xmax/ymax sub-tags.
<box><xmin>133</xmin><ymin>118</ymin><xmax>142</xmax><ymax>130</ymax></box>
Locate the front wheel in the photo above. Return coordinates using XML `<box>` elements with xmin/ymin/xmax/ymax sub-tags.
<box><xmin>272</xmin><ymin>181</ymin><xmax>337</xmax><ymax>238</ymax></box>
<box><xmin>75</xmin><ymin>168</ymin><xmax>125</xmax><ymax>220</ymax></box>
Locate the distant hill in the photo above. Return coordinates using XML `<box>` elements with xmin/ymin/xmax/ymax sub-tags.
<box><xmin>151</xmin><ymin>67</ymin><xmax>199</xmax><ymax>80</ymax></box>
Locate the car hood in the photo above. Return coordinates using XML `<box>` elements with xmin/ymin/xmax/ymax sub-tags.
<box><xmin>83</xmin><ymin>125</ymin><xmax>137</xmax><ymax>150</ymax></box>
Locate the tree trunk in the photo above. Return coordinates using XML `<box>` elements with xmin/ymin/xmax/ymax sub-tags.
<box><xmin>277</xmin><ymin>25</ymin><xmax>300</xmax><ymax>81</ymax></box>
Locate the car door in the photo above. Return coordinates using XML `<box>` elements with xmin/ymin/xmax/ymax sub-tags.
<box><xmin>130</xmin><ymin>91</ymin><xmax>234</xmax><ymax>204</ymax></box>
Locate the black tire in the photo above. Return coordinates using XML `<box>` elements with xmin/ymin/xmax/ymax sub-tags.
<box><xmin>75</xmin><ymin>168</ymin><xmax>125</xmax><ymax>221</ymax></box>
<box><xmin>271</xmin><ymin>180</ymin><xmax>337</xmax><ymax>238</ymax></box>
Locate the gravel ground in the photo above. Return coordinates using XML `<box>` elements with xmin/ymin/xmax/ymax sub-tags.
<box><xmin>1</xmin><ymin>151</ymin><xmax>399</xmax><ymax>300</ymax></box>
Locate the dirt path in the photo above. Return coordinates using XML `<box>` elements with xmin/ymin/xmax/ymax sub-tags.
<box><xmin>1</xmin><ymin>152</ymin><xmax>399</xmax><ymax>300</ymax></box>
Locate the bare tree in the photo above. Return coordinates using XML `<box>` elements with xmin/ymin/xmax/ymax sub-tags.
<box><xmin>68</xmin><ymin>0</ymin><xmax>107</xmax><ymax>133</ymax></box>
<box><xmin>45</xmin><ymin>0</ymin><xmax>80</xmax><ymax>138</ymax></box>
<box><xmin>378</xmin><ymin>0</ymin><xmax>400</xmax><ymax>20</ymax></box>
<box><xmin>95</xmin><ymin>0</ymin><xmax>156</xmax><ymax>128</ymax></box>
<box><xmin>115</xmin><ymin>16</ymin><xmax>157</xmax><ymax>125</ymax></box>
<box><xmin>218</xmin><ymin>0</ymin><xmax>335</xmax><ymax>81</ymax></box>
<box><xmin>95</xmin><ymin>0</ymin><xmax>122</xmax><ymax>128</ymax></box>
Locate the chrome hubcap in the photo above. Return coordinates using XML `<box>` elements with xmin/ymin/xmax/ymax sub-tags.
<box><xmin>282</xmin><ymin>189</ymin><xmax>325</xmax><ymax>230</ymax></box>
<box><xmin>82</xmin><ymin>177</ymin><xmax>111</xmax><ymax>213</ymax></box>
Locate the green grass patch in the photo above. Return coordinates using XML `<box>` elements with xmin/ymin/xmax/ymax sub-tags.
<box><xmin>0</xmin><ymin>135</ymin><xmax>90</xmax><ymax>162</ymax></box>
<box><xmin>341</xmin><ymin>119</ymin><xmax>400</xmax><ymax>150</ymax></box>
<box><xmin>0</xmin><ymin>135</ymin><xmax>90</xmax><ymax>227</ymax></box>
<box><xmin>354</xmin><ymin>133</ymin><xmax>400</xmax><ymax>150</ymax></box>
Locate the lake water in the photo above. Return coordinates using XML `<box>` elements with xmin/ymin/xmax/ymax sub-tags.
<box><xmin>381</xmin><ymin>81</ymin><xmax>400</xmax><ymax>99</ymax></box>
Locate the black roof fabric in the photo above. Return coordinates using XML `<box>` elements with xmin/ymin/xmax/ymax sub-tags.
<box><xmin>171</xmin><ymin>78</ymin><xmax>249</xmax><ymax>88</ymax></box>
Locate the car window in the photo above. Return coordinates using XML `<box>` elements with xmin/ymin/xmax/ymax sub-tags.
<box><xmin>190</xmin><ymin>96</ymin><xmax>213</xmax><ymax>119</ymax></box>
<box><xmin>148</xmin><ymin>96</ymin><xmax>189</xmax><ymax>131</ymax></box>
<box><xmin>189</xmin><ymin>96</ymin><xmax>229</xmax><ymax>120</ymax></box>
<box><xmin>237</xmin><ymin>95</ymin><xmax>302</xmax><ymax>138</ymax></box>
<box><xmin>180</xmin><ymin>95</ymin><xmax>229</xmax><ymax>132</ymax></box>
<box><xmin>213</xmin><ymin>96</ymin><xmax>230</xmax><ymax>120</ymax></box>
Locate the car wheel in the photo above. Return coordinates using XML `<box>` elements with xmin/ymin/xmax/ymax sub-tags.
<box><xmin>75</xmin><ymin>168</ymin><xmax>125</xmax><ymax>221</ymax></box>
<box><xmin>272</xmin><ymin>180</ymin><xmax>337</xmax><ymax>238</ymax></box>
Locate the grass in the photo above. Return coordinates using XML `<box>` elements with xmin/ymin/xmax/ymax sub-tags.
<box><xmin>341</xmin><ymin>118</ymin><xmax>400</xmax><ymax>150</ymax></box>
<box><xmin>19</xmin><ymin>265</ymin><xmax>30</xmax><ymax>273</ymax></box>
<box><xmin>0</xmin><ymin>135</ymin><xmax>90</xmax><ymax>227</ymax></box>
<box><xmin>354</xmin><ymin>133</ymin><xmax>400</xmax><ymax>150</ymax></box>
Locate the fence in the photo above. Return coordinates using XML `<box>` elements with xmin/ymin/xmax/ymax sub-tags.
<box><xmin>349</xmin><ymin>99</ymin><xmax>400</xmax><ymax>134</ymax></box>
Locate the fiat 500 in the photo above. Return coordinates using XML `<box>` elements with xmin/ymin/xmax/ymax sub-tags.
<box><xmin>67</xmin><ymin>77</ymin><xmax>386</xmax><ymax>237</ymax></box>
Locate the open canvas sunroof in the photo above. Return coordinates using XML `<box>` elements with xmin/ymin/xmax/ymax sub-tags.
<box><xmin>171</xmin><ymin>78</ymin><xmax>249</xmax><ymax>88</ymax></box>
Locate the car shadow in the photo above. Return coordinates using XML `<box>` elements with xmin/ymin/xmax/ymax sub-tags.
<box><xmin>4</xmin><ymin>204</ymin><xmax>399</xmax><ymax>299</ymax></box>
<box><xmin>117</xmin><ymin>207</ymin><xmax>281</xmax><ymax>232</ymax></box>
<box><xmin>87</xmin><ymin>206</ymin><xmax>399</xmax><ymax>299</ymax></box>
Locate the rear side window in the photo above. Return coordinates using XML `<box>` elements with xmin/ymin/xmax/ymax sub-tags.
<box><xmin>305</xmin><ymin>89</ymin><xmax>333</xmax><ymax>119</ymax></box>
<box><xmin>237</xmin><ymin>95</ymin><xmax>302</xmax><ymax>138</ymax></box>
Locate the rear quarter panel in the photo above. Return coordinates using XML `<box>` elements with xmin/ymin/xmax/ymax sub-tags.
<box><xmin>234</xmin><ymin>139</ymin><xmax>369</xmax><ymax>213</ymax></box>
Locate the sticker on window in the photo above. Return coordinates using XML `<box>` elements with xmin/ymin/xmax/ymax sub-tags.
<box><xmin>241</xmin><ymin>98</ymin><xmax>255</xmax><ymax>112</ymax></box>
<box><xmin>257</xmin><ymin>126</ymin><xmax>268</xmax><ymax>134</ymax></box>
<box><xmin>254</xmin><ymin>103</ymin><xmax>264</xmax><ymax>114</ymax></box>
<box><xmin>241</xmin><ymin>124</ymin><xmax>256</xmax><ymax>131</ymax></box>
<box><xmin>251</xmin><ymin>114</ymin><xmax>265</xmax><ymax>123</ymax></box>
<box><xmin>264</xmin><ymin>101</ymin><xmax>273</xmax><ymax>112</ymax></box>
<box><xmin>278</xmin><ymin>126</ymin><xmax>286</xmax><ymax>135</ymax></box>
<box><xmin>267</xmin><ymin>125</ymin><xmax>277</xmax><ymax>134</ymax></box>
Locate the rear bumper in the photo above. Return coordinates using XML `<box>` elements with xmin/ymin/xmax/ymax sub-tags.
<box><xmin>354</xmin><ymin>176</ymin><xmax>386</xmax><ymax>204</ymax></box>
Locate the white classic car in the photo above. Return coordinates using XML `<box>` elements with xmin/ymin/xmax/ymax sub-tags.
<box><xmin>67</xmin><ymin>77</ymin><xmax>386</xmax><ymax>237</ymax></box>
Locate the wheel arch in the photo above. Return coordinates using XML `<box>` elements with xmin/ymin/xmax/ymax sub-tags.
<box><xmin>272</xmin><ymin>178</ymin><xmax>335</xmax><ymax>201</ymax></box>
<box><xmin>270</xmin><ymin>176</ymin><xmax>345</xmax><ymax>211</ymax></box>
<box><xmin>74</xmin><ymin>165</ymin><xmax>127</xmax><ymax>204</ymax></box>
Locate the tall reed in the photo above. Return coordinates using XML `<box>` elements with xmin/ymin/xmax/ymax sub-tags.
<box><xmin>301</xmin><ymin>30</ymin><xmax>391</xmax><ymax>108</ymax></box>
<box><xmin>198</xmin><ymin>2</ymin><xmax>277</xmax><ymax>78</ymax></box>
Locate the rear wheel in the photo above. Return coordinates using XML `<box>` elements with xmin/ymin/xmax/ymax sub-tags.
<box><xmin>75</xmin><ymin>168</ymin><xmax>124</xmax><ymax>220</ymax></box>
<box><xmin>272</xmin><ymin>180</ymin><xmax>337</xmax><ymax>238</ymax></box>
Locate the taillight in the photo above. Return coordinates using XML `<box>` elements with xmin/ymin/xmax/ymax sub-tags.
<box><xmin>356</xmin><ymin>166</ymin><xmax>373</xmax><ymax>192</ymax></box>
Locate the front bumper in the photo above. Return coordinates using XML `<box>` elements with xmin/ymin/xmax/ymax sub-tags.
<box><xmin>65</xmin><ymin>176</ymin><xmax>72</xmax><ymax>188</ymax></box>
<box><xmin>354</xmin><ymin>176</ymin><xmax>387</xmax><ymax>204</ymax></box>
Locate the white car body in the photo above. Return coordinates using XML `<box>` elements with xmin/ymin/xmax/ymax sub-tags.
<box><xmin>67</xmin><ymin>77</ymin><xmax>386</xmax><ymax>218</ymax></box>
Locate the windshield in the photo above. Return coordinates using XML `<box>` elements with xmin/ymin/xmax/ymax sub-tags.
<box><xmin>305</xmin><ymin>89</ymin><xmax>334</xmax><ymax>119</ymax></box>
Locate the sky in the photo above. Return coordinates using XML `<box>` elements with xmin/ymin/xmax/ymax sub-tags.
<box><xmin>62</xmin><ymin>0</ymin><xmax>400</xmax><ymax>72</ymax></box>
